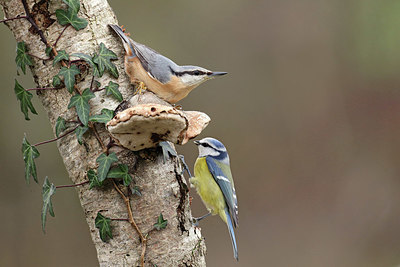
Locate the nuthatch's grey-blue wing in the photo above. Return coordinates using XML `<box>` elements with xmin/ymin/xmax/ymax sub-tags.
<box><xmin>109</xmin><ymin>24</ymin><xmax>227</xmax><ymax>103</ymax></box>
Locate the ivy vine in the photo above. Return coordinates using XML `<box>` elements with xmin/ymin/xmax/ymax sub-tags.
<box><xmin>2</xmin><ymin>0</ymin><xmax>168</xmax><ymax>257</ymax></box>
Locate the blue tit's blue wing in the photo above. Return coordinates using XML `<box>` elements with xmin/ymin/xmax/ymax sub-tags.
<box><xmin>206</xmin><ymin>156</ymin><xmax>238</xmax><ymax>227</ymax></box>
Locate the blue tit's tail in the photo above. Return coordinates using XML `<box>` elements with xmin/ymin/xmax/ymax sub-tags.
<box><xmin>225</xmin><ymin>208</ymin><xmax>238</xmax><ymax>261</ymax></box>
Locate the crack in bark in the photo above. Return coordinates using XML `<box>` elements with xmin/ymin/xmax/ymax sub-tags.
<box><xmin>175</xmin><ymin>158</ymin><xmax>190</xmax><ymax>233</ymax></box>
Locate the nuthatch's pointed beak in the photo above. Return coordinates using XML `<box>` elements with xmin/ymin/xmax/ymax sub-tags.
<box><xmin>209</xmin><ymin>71</ymin><xmax>228</xmax><ymax>77</ymax></box>
<box><xmin>194</xmin><ymin>140</ymin><xmax>200</xmax><ymax>145</ymax></box>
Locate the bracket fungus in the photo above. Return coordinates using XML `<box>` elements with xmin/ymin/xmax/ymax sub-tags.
<box><xmin>106</xmin><ymin>93</ymin><xmax>210</xmax><ymax>151</ymax></box>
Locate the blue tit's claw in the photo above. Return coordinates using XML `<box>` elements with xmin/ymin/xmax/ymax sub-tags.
<box><xmin>159</xmin><ymin>141</ymin><xmax>178</xmax><ymax>163</ymax></box>
<box><xmin>192</xmin><ymin>213</ymin><xmax>212</xmax><ymax>226</ymax></box>
<box><xmin>192</xmin><ymin>219</ymin><xmax>200</xmax><ymax>227</ymax></box>
<box><xmin>179</xmin><ymin>155</ymin><xmax>192</xmax><ymax>177</ymax></box>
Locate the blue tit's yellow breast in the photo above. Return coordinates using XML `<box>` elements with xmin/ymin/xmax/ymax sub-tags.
<box><xmin>191</xmin><ymin>157</ymin><xmax>227</xmax><ymax>222</ymax></box>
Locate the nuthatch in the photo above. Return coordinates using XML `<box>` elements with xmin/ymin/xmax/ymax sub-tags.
<box><xmin>190</xmin><ymin>137</ymin><xmax>239</xmax><ymax>261</ymax></box>
<box><xmin>109</xmin><ymin>25</ymin><xmax>227</xmax><ymax>103</ymax></box>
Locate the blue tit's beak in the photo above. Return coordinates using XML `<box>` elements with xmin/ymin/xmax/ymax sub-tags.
<box><xmin>194</xmin><ymin>140</ymin><xmax>200</xmax><ymax>145</ymax></box>
<box><xmin>209</xmin><ymin>71</ymin><xmax>228</xmax><ymax>77</ymax></box>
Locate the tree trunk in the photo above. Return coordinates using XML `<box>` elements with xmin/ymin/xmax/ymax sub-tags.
<box><xmin>0</xmin><ymin>0</ymin><xmax>206</xmax><ymax>266</ymax></box>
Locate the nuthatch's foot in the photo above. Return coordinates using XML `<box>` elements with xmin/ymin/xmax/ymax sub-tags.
<box><xmin>134</xmin><ymin>81</ymin><xmax>147</xmax><ymax>102</ymax></box>
<box><xmin>134</xmin><ymin>81</ymin><xmax>147</xmax><ymax>95</ymax></box>
<box><xmin>192</xmin><ymin>213</ymin><xmax>211</xmax><ymax>227</ymax></box>
<box><xmin>172</xmin><ymin>104</ymin><xmax>183</xmax><ymax>111</ymax></box>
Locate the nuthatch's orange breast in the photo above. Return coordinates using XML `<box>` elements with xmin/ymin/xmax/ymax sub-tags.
<box><xmin>124</xmin><ymin>56</ymin><xmax>196</xmax><ymax>104</ymax></box>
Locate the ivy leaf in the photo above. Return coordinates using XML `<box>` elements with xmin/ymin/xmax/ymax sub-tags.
<box><xmin>95</xmin><ymin>212</ymin><xmax>112</xmax><ymax>242</ymax></box>
<box><xmin>22</xmin><ymin>136</ymin><xmax>40</xmax><ymax>184</ymax></box>
<box><xmin>55</xmin><ymin>9</ymin><xmax>88</xmax><ymax>31</ymax></box>
<box><xmin>52</xmin><ymin>75</ymin><xmax>61</xmax><ymax>87</ymax></box>
<box><xmin>130</xmin><ymin>186</ymin><xmax>142</xmax><ymax>197</ymax></box>
<box><xmin>45</xmin><ymin>47</ymin><xmax>52</xmax><ymax>57</ymax></box>
<box><xmin>62</xmin><ymin>0</ymin><xmax>80</xmax><ymax>14</ymax></box>
<box><xmin>14</xmin><ymin>79</ymin><xmax>37</xmax><ymax>120</ymax></box>
<box><xmin>107</xmin><ymin>164</ymin><xmax>132</xmax><ymax>186</ymax></box>
<box><xmin>55</xmin><ymin>117</ymin><xmax>66</xmax><ymax>137</ymax></box>
<box><xmin>105</xmin><ymin>81</ymin><xmax>123</xmax><ymax>102</ymax></box>
<box><xmin>53</xmin><ymin>50</ymin><xmax>69</xmax><ymax>66</ymax></box>
<box><xmin>58</xmin><ymin>65</ymin><xmax>80</xmax><ymax>93</ymax></box>
<box><xmin>154</xmin><ymin>213</ymin><xmax>168</xmax><ymax>230</ymax></box>
<box><xmin>93</xmin><ymin>43</ymin><xmax>118</xmax><ymax>78</ymax></box>
<box><xmin>71</xmin><ymin>53</ymin><xmax>100</xmax><ymax>77</ymax></box>
<box><xmin>75</xmin><ymin>125</ymin><xmax>88</xmax><ymax>145</ymax></box>
<box><xmin>42</xmin><ymin>177</ymin><xmax>56</xmax><ymax>232</ymax></box>
<box><xmin>87</xmin><ymin>169</ymin><xmax>102</xmax><ymax>189</ymax></box>
<box><xmin>89</xmin><ymin>108</ymin><xmax>114</xmax><ymax>124</ymax></box>
<box><xmin>96</xmin><ymin>152</ymin><xmax>118</xmax><ymax>182</ymax></box>
<box><xmin>68</xmin><ymin>89</ymin><xmax>94</xmax><ymax>126</ymax></box>
<box><xmin>15</xmin><ymin>41</ymin><xmax>33</xmax><ymax>74</ymax></box>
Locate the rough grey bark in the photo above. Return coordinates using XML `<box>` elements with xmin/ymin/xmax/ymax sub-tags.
<box><xmin>0</xmin><ymin>0</ymin><xmax>206</xmax><ymax>266</ymax></box>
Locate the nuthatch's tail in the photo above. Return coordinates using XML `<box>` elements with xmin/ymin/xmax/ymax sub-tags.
<box><xmin>225</xmin><ymin>208</ymin><xmax>239</xmax><ymax>261</ymax></box>
<box><xmin>108</xmin><ymin>24</ymin><xmax>136</xmax><ymax>58</ymax></box>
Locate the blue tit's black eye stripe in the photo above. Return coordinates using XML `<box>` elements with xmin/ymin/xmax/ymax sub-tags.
<box><xmin>202</xmin><ymin>143</ymin><xmax>211</xmax><ymax>148</ymax></box>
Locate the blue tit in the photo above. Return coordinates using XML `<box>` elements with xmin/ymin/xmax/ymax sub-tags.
<box><xmin>190</xmin><ymin>137</ymin><xmax>239</xmax><ymax>261</ymax></box>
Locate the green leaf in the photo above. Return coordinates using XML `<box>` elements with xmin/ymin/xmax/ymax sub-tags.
<box><xmin>96</xmin><ymin>152</ymin><xmax>118</xmax><ymax>182</ymax></box>
<box><xmin>15</xmin><ymin>41</ymin><xmax>33</xmax><ymax>74</ymax></box>
<box><xmin>89</xmin><ymin>108</ymin><xmax>114</xmax><ymax>124</ymax></box>
<box><xmin>14</xmin><ymin>80</ymin><xmax>37</xmax><ymax>120</ymax></box>
<box><xmin>105</xmin><ymin>81</ymin><xmax>123</xmax><ymax>102</ymax></box>
<box><xmin>154</xmin><ymin>213</ymin><xmax>168</xmax><ymax>230</ymax></box>
<box><xmin>55</xmin><ymin>9</ymin><xmax>88</xmax><ymax>30</ymax></box>
<box><xmin>62</xmin><ymin>0</ymin><xmax>80</xmax><ymax>14</ymax></box>
<box><xmin>95</xmin><ymin>212</ymin><xmax>112</xmax><ymax>242</ymax></box>
<box><xmin>45</xmin><ymin>46</ymin><xmax>52</xmax><ymax>57</ymax></box>
<box><xmin>52</xmin><ymin>75</ymin><xmax>61</xmax><ymax>87</ymax></box>
<box><xmin>130</xmin><ymin>186</ymin><xmax>142</xmax><ymax>197</ymax></box>
<box><xmin>42</xmin><ymin>177</ymin><xmax>56</xmax><ymax>232</ymax></box>
<box><xmin>53</xmin><ymin>50</ymin><xmax>69</xmax><ymax>66</ymax></box>
<box><xmin>107</xmin><ymin>164</ymin><xmax>132</xmax><ymax>186</ymax></box>
<box><xmin>55</xmin><ymin>117</ymin><xmax>66</xmax><ymax>137</ymax></box>
<box><xmin>87</xmin><ymin>169</ymin><xmax>102</xmax><ymax>189</ymax></box>
<box><xmin>22</xmin><ymin>136</ymin><xmax>40</xmax><ymax>184</ymax></box>
<box><xmin>93</xmin><ymin>43</ymin><xmax>118</xmax><ymax>78</ymax></box>
<box><xmin>68</xmin><ymin>89</ymin><xmax>94</xmax><ymax>126</ymax></box>
<box><xmin>58</xmin><ymin>65</ymin><xmax>80</xmax><ymax>93</ymax></box>
<box><xmin>71</xmin><ymin>53</ymin><xmax>100</xmax><ymax>77</ymax></box>
<box><xmin>75</xmin><ymin>125</ymin><xmax>88</xmax><ymax>145</ymax></box>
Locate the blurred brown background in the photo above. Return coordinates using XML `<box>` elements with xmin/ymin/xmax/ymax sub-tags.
<box><xmin>2</xmin><ymin>0</ymin><xmax>400</xmax><ymax>266</ymax></box>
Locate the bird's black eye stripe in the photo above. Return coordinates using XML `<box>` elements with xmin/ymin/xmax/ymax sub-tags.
<box><xmin>201</xmin><ymin>143</ymin><xmax>211</xmax><ymax>148</ymax></box>
<box><xmin>169</xmin><ymin>67</ymin><xmax>205</xmax><ymax>77</ymax></box>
